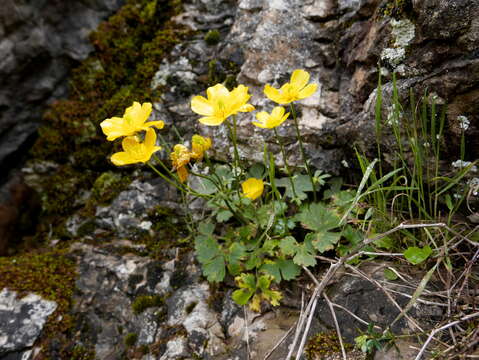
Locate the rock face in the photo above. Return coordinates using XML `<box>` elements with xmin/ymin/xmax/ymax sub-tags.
<box><xmin>0</xmin><ymin>289</ymin><xmax>57</xmax><ymax>359</ymax></box>
<box><xmin>68</xmin><ymin>241</ymin><xmax>301</xmax><ymax>360</ymax></box>
<box><xmin>0</xmin><ymin>0</ymin><xmax>124</xmax><ymax>176</ymax></box>
<box><xmin>153</xmin><ymin>0</ymin><xmax>478</xmax><ymax>173</ymax></box>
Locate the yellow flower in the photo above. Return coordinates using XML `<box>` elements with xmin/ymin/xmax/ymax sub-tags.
<box><xmin>264</xmin><ymin>69</ymin><xmax>317</xmax><ymax>104</ymax></box>
<box><xmin>191</xmin><ymin>84</ymin><xmax>255</xmax><ymax>126</ymax></box>
<box><xmin>110</xmin><ymin>128</ymin><xmax>161</xmax><ymax>166</ymax></box>
<box><xmin>176</xmin><ymin>165</ymin><xmax>189</xmax><ymax>183</ymax></box>
<box><xmin>241</xmin><ymin>178</ymin><xmax>264</xmax><ymax>200</ymax></box>
<box><xmin>170</xmin><ymin>144</ymin><xmax>191</xmax><ymax>169</ymax></box>
<box><xmin>100</xmin><ymin>102</ymin><xmax>165</xmax><ymax>141</ymax></box>
<box><xmin>252</xmin><ymin>106</ymin><xmax>290</xmax><ymax>129</ymax></box>
<box><xmin>191</xmin><ymin>135</ymin><xmax>212</xmax><ymax>160</ymax></box>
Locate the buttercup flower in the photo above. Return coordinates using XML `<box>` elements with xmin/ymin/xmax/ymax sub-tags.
<box><xmin>264</xmin><ymin>69</ymin><xmax>317</xmax><ymax>104</ymax></box>
<box><xmin>241</xmin><ymin>178</ymin><xmax>264</xmax><ymax>200</ymax></box>
<box><xmin>100</xmin><ymin>102</ymin><xmax>164</xmax><ymax>141</ymax></box>
<box><xmin>111</xmin><ymin>128</ymin><xmax>161</xmax><ymax>166</ymax></box>
<box><xmin>191</xmin><ymin>84</ymin><xmax>255</xmax><ymax>126</ymax></box>
<box><xmin>253</xmin><ymin>106</ymin><xmax>290</xmax><ymax>129</ymax></box>
<box><xmin>191</xmin><ymin>135</ymin><xmax>212</xmax><ymax>160</ymax></box>
<box><xmin>171</xmin><ymin>144</ymin><xmax>192</xmax><ymax>183</ymax></box>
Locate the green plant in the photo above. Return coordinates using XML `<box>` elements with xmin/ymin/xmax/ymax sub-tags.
<box><xmin>355</xmin><ymin>72</ymin><xmax>477</xmax><ymax>262</ymax></box>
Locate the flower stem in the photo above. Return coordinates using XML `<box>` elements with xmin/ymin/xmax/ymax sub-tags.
<box><xmin>290</xmin><ymin>103</ymin><xmax>317</xmax><ymax>201</ymax></box>
<box><xmin>226</xmin><ymin>115</ymin><xmax>243</xmax><ymax>202</ymax></box>
<box><xmin>273</xmin><ymin>127</ymin><xmax>298</xmax><ymax>200</ymax></box>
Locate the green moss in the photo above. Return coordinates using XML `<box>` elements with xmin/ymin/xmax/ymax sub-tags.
<box><xmin>124</xmin><ymin>333</ymin><xmax>138</xmax><ymax>347</ymax></box>
<box><xmin>71</xmin><ymin>345</ymin><xmax>96</xmax><ymax>360</ymax></box>
<box><xmin>376</xmin><ymin>0</ymin><xmax>412</xmax><ymax>19</ymax></box>
<box><xmin>204</xmin><ymin>29</ymin><xmax>220</xmax><ymax>45</ymax></box>
<box><xmin>91</xmin><ymin>171</ymin><xmax>132</xmax><ymax>205</ymax></box>
<box><xmin>40</xmin><ymin>165</ymin><xmax>94</xmax><ymax>217</ymax></box>
<box><xmin>207</xmin><ymin>59</ymin><xmax>240</xmax><ymax>88</ymax></box>
<box><xmin>305</xmin><ymin>331</ymin><xmax>353</xmax><ymax>359</ymax></box>
<box><xmin>0</xmin><ymin>249</ymin><xmax>81</xmax><ymax>358</ymax></box>
<box><xmin>132</xmin><ymin>294</ymin><xmax>164</xmax><ymax>314</ymax></box>
<box><xmin>29</xmin><ymin>0</ymin><xmax>191</xmax><ymax>234</ymax></box>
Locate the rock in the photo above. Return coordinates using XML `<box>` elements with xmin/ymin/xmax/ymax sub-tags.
<box><xmin>93</xmin><ymin>176</ymin><xmax>179</xmax><ymax>237</ymax></box>
<box><xmin>0</xmin><ymin>288</ymin><xmax>57</xmax><ymax>356</ymax></box>
<box><xmin>0</xmin><ymin>0</ymin><xmax>124</xmax><ymax>177</ymax></box>
<box><xmin>150</xmin><ymin>0</ymin><xmax>478</xmax><ymax>174</ymax></box>
<box><xmin>0</xmin><ymin>173</ymin><xmax>40</xmax><ymax>256</ymax></box>
<box><xmin>315</xmin><ymin>262</ymin><xmax>444</xmax><ymax>343</ymax></box>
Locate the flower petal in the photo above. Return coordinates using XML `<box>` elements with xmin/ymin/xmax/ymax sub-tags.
<box><xmin>198</xmin><ymin>116</ymin><xmax>224</xmax><ymax>126</ymax></box>
<box><xmin>124</xmin><ymin>102</ymin><xmax>152</xmax><ymax>126</ymax></box>
<box><xmin>238</xmin><ymin>104</ymin><xmax>255</xmax><ymax>112</ymax></box>
<box><xmin>290</xmin><ymin>69</ymin><xmax>310</xmax><ymax>91</ymax></box>
<box><xmin>271</xmin><ymin>106</ymin><xmax>285</xmax><ymax>118</ymax></box>
<box><xmin>191</xmin><ymin>96</ymin><xmax>214</xmax><ymax>116</ymax></box>
<box><xmin>207</xmin><ymin>84</ymin><xmax>230</xmax><ymax>100</ymax></box>
<box><xmin>177</xmin><ymin>166</ymin><xmax>189</xmax><ymax>183</ymax></box>
<box><xmin>111</xmin><ymin>151</ymin><xmax>134</xmax><ymax>166</ymax></box>
<box><xmin>298</xmin><ymin>83</ymin><xmax>318</xmax><ymax>100</ymax></box>
<box><xmin>121</xmin><ymin>136</ymin><xmax>139</xmax><ymax>152</ymax></box>
<box><xmin>241</xmin><ymin>178</ymin><xmax>264</xmax><ymax>200</ymax></box>
<box><xmin>144</xmin><ymin>120</ymin><xmax>165</xmax><ymax>130</ymax></box>
<box><xmin>144</xmin><ymin>128</ymin><xmax>156</xmax><ymax>149</ymax></box>
<box><xmin>264</xmin><ymin>85</ymin><xmax>285</xmax><ymax>104</ymax></box>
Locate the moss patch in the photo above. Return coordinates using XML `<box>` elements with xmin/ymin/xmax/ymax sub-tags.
<box><xmin>132</xmin><ymin>294</ymin><xmax>165</xmax><ymax>314</ymax></box>
<box><xmin>305</xmin><ymin>331</ymin><xmax>353</xmax><ymax>359</ymax></box>
<box><xmin>0</xmin><ymin>249</ymin><xmax>80</xmax><ymax>358</ymax></box>
<box><xmin>28</xmin><ymin>0</ymin><xmax>191</xmax><ymax>240</ymax></box>
<box><xmin>204</xmin><ymin>29</ymin><xmax>220</xmax><ymax>45</ymax></box>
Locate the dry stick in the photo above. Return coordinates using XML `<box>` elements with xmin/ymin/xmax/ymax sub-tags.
<box><xmin>286</xmin><ymin>288</ymin><xmax>318</xmax><ymax>360</ymax></box>
<box><xmin>244</xmin><ymin>306</ymin><xmax>250</xmax><ymax>360</ymax></box>
<box><xmin>264</xmin><ymin>292</ymin><xmax>306</xmax><ymax>360</ymax></box>
<box><xmin>323</xmin><ymin>292</ymin><xmax>347</xmax><ymax>360</ymax></box>
<box><xmin>452</xmin><ymin>247</ymin><xmax>479</xmax><ymax>310</ymax></box>
<box><xmin>302</xmin><ymin>266</ymin><xmax>347</xmax><ymax>360</ymax></box>
<box><xmin>414</xmin><ymin>312</ymin><xmax>479</xmax><ymax>360</ymax></box>
<box><xmin>345</xmin><ymin>264</ymin><xmax>425</xmax><ymax>333</ymax></box>
<box><xmin>382</xmin><ymin>287</ymin><xmax>448</xmax><ymax>307</ymax></box>
<box><xmin>262</xmin><ymin>324</ymin><xmax>295</xmax><ymax>360</ymax></box>
<box><xmin>287</xmin><ymin>223</ymin><xmax>448</xmax><ymax>358</ymax></box>
<box><xmin>332</xmin><ymin>302</ymin><xmax>382</xmax><ymax>329</ymax></box>
<box><xmin>295</xmin><ymin>289</ymin><xmax>320</xmax><ymax>360</ymax></box>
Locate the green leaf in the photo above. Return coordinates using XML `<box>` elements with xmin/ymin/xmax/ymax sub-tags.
<box><xmin>261</xmin><ymin>262</ymin><xmax>281</xmax><ymax>282</ymax></box>
<box><xmin>232</xmin><ymin>288</ymin><xmax>254</xmax><ymax>305</ymax></box>
<box><xmin>194</xmin><ymin>234</ymin><xmax>220</xmax><ymax>263</ymax></box>
<box><xmin>216</xmin><ymin>209</ymin><xmax>233</xmax><ymax>222</ymax></box>
<box><xmin>276</xmin><ymin>174</ymin><xmax>313</xmax><ymax>200</ymax></box>
<box><xmin>226</xmin><ymin>242</ymin><xmax>247</xmax><ymax>274</ymax></box>
<box><xmin>306</xmin><ymin>231</ymin><xmax>341</xmax><ymax>253</ymax></box>
<box><xmin>261</xmin><ymin>258</ymin><xmax>301</xmax><ymax>282</ymax></box>
<box><xmin>277</xmin><ymin>258</ymin><xmax>301</xmax><ymax>280</ymax></box>
<box><xmin>215</xmin><ymin>165</ymin><xmax>234</xmax><ymax>183</ymax></box>
<box><xmin>384</xmin><ymin>268</ymin><xmax>398</xmax><ymax>281</ymax></box>
<box><xmin>203</xmin><ymin>256</ymin><xmax>225</xmax><ymax>282</ymax></box>
<box><xmin>295</xmin><ymin>202</ymin><xmax>340</xmax><ymax>232</ymax></box>
<box><xmin>404</xmin><ymin>245</ymin><xmax>432</xmax><ymax>265</ymax></box>
<box><xmin>248</xmin><ymin>163</ymin><xmax>266</xmax><ymax>179</ymax></box>
<box><xmin>445</xmin><ymin>194</ymin><xmax>453</xmax><ymax>211</ymax></box>
<box><xmin>192</xmin><ymin>176</ymin><xmax>217</xmax><ymax>195</ymax></box>
<box><xmin>198</xmin><ymin>222</ymin><xmax>215</xmax><ymax>236</ymax></box>
<box><xmin>343</xmin><ymin>225</ymin><xmax>363</xmax><ymax>246</ymax></box>
<box><xmin>262</xmin><ymin>239</ymin><xmax>280</xmax><ymax>255</ymax></box>
<box><xmin>373</xmin><ymin>235</ymin><xmax>394</xmax><ymax>250</ymax></box>
<box><xmin>279</xmin><ymin>236</ymin><xmax>298</xmax><ymax>256</ymax></box>
<box><xmin>293</xmin><ymin>242</ymin><xmax>316</xmax><ymax>267</ymax></box>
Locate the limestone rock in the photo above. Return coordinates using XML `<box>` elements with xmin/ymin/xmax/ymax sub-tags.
<box><xmin>0</xmin><ymin>0</ymin><xmax>124</xmax><ymax>175</ymax></box>
<box><xmin>0</xmin><ymin>289</ymin><xmax>57</xmax><ymax>357</ymax></box>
